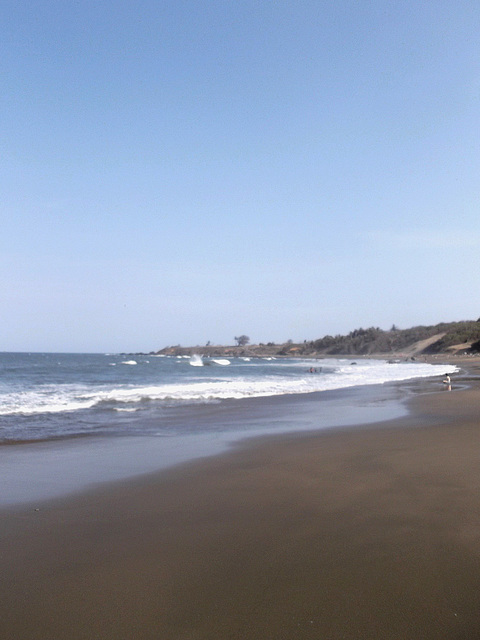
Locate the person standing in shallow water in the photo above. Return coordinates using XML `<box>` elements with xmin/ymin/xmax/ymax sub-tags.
<box><xmin>443</xmin><ymin>374</ymin><xmax>451</xmax><ymax>391</ymax></box>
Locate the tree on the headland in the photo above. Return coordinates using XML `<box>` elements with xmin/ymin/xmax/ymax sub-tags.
<box><xmin>234</xmin><ymin>335</ymin><xmax>250</xmax><ymax>346</ymax></box>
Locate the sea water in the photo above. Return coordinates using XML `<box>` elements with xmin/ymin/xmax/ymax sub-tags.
<box><xmin>0</xmin><ymin>353</ymin><xmax>458</xmax><ymax>505</ymax></box>
<box><xmin>0</xmin><ymin>352</ymin><xmax>457</xmax><ymax>442</ymax></box>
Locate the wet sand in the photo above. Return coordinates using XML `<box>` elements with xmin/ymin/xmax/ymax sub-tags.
<box><xmin>2</xmin><ymin>373</ymin><xmax>480</xmax><ymax>639</ymax></box>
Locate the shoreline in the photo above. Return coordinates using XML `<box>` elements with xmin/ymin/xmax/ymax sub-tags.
<box><xmin>0</xmin><ymin>382</ymin><xmax>408</xmax><ymax>508</ymax></box>
<box><xmin>2</xmin><ymin>364</ymin><xmax>480</xmax><ymax>638</ymax></box>
<box><xmin>0</xmin><ymin>368</ymin><xmax>456</xmax><ymax>508</ymax></box>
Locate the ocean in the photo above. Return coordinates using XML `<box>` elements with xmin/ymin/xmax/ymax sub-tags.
<box><xmin>0</xmin><ymin>352</ymin><xmax>457</xmax><ymax>505</ymax></box>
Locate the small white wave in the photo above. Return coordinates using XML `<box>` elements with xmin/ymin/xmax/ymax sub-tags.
<box><xmin>212</xmin><ymin>359</ymin><xmax>230</xmax><ymax>366</ymax></box>
<box><xmin>189</xmin><ymin>355</ymin><xmax>204</xmax><ymax>367</ymax></box>
<box><xmin>121</xmin><ymin>360</ymin><xmax>137</xmax><ymax>365</ymax></box>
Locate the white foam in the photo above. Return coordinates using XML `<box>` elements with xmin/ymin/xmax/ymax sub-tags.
<box><xmin>0</xmin><ymin>385</ymin><xmax>99</xmax><ymax>415</ymax></box>
<box><xmin>189</xmin><ymin>354</ymin><xmax>204</xmax><ymax>367</ymax></box>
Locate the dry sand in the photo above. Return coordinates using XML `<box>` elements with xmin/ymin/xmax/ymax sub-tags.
<box><xmin>2</xmin><ymin>370</ymin><xmax>480</xmax><ymax>639</ymax></box>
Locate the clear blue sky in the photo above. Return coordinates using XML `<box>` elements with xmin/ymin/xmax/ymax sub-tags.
<box><xmin>2</xmin><ymin>1</ymin><xmax>479</xmax><ymax>352</ymax></box>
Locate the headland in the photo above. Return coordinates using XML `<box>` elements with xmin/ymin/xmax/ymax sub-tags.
<box><xmin>150</xmin><ymin>319</ymin><xmax>480</xmax><ymax>360</ymax></box>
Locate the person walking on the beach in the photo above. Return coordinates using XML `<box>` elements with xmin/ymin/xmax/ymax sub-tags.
<box><xmin>443</xmin><ymin>373</ymin><xmax>451</xmax><ymax>390</ymax></box>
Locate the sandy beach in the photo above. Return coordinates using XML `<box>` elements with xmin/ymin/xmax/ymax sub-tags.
<box><xmin>2</xmin><ymin>364</ymin><xmax>480</xmax><ymax>639</ymax></box>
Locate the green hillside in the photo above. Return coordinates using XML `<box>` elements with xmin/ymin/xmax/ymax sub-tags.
<box><xmin>302</xmin><ymin>320</ymin><xmax>480</xmax><ymax>356</ymax></box>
